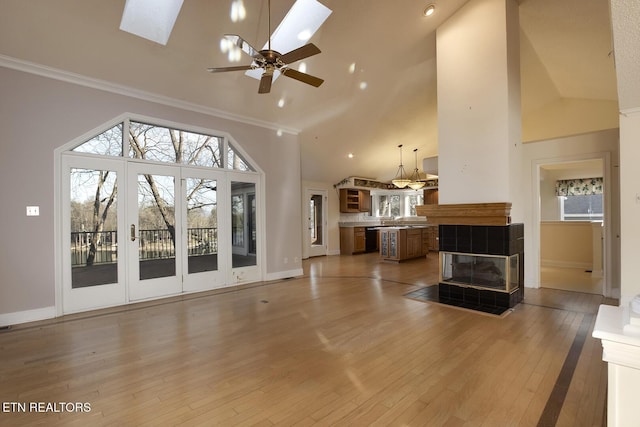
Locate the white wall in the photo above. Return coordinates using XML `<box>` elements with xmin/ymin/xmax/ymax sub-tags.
<box><xmin>521</xmin><ymin>129</ymin><xmax>620</xmax><ymax>293</ymax></box>
<box><xmin>0</xmin><ymin>66</ymin><xmax>303</xmax><ymax>318</ymax></box>
<box><xmin>539</xmin><ymin>169</ymin><xmax>561</xmax><ymax>221</ymax></box>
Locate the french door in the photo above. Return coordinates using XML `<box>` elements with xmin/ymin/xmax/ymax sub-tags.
<box><xmin>127</xmin><ymin>163</ymin><xmax>182</xmax><ymax>300</ymax></box>
<box><xmin>63</xmin><ymin>158</ymin><xmax>253</xmax><ymax>313</ymax></box>
<box><xmin>62</xmin><ymin>156</ymin><xmax>127</xmax><ymax>313</ymax></box>
<box><xmin>127</xmin><ymin>163</ymin><xmax>230</xmax><ymax>300</ymax></box>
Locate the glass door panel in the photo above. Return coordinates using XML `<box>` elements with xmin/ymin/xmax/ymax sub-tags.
<box><xmin>229</xmin><ymin>177</ymin><xmax>260</xmax><ymax>284</ymax></box>
<box><xmin>186</xmin><ymin>177</ymin><xmax>218</xmax><ymax>274</ymax></box>
<box><xmin>70</xmin><ymin>168</ymin><xmax>119</xmax><ymax>288</ymax></box>
<box><xmin>137</xmin><ymin>173</ymin><xmax>176</xmax><ymax>280</ymax></box>
<box><xmin>307</xmin><ymin>190</ymin><xmax>327</xmax><ymax>257</ymax></box>
<box><xmin>182</xmin><ymin>171</ymin><xmax>226</xmax><ymax>292</ymax></box>
<box><xmin>231</xmin><ymin>182</ymin><xmax>257</xmax><ymax>268</ymax></box>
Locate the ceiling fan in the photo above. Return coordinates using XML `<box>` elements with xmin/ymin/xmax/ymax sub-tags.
<box><xmin>207</xmin><ymin>0</ymin><xmax>326</xmax><ymax>94</ymax></box>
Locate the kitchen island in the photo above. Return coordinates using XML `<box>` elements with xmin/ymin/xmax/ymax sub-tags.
<box><xmin>377</xmin><ymin>226</ymin><xmax>431</xmax><ymax>262</ymax></box>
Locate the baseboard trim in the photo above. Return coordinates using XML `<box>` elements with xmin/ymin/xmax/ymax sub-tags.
<box><xmin>541</xmin><ymin>260</ymin><xmax>592</xmax><ymax>270</ymax></box>
<box><xmin>0</xmin><ymin>306</ymin><xmax>56</xmax><ymax>327</ymax></box>
<box><xmin>265</xmin><ymin>268</ymin><xmax>304</xmax><ymax>281</ymax></box>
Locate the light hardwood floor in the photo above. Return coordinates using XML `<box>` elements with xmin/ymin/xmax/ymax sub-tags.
<box><xmin>540</xmin><ymin>266</ymin><xmax>604</xmax><ymax>295</ymax></box>
<box><xmin>0</xmin><ymin>253</ymin><xmax>614</xmax><ymax>426</ymax></box>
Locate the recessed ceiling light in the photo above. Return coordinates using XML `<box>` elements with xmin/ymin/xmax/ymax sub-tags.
<box><xmin>348</xmin><ymin>153</ymin><xmax>354</xmax><ymax>159</ymax></box>
<box><xmin>423</xmin><ymin>4</ymin><xmax>435</xmax><ymax>17</ymax></box>
<box><xmin>359</xmin><ymin>81</ymin><xmax>368</xmax><ymax>90</ymax></box>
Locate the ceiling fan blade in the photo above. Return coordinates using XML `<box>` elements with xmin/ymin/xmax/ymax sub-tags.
<box><xmin>281</xmin><ymin>68</ymin><xmax>324</xmax><ymax>87</ymax></box>
<box><xmin>223</xmin><ymin>34</ymin><xmax>265</xmax><ymax>61</ymax></box>
<box><xmin>207</xmin><ymin>65</ymin><xmax>253</xmax><ymax>73</ymax></box>
<box><xmin>279</xmin><ymin>43</ymin><xmax>321</xmax><ymax>65</ymax></box>
<box><xmin>258</xmin><ymin>73</ymin><xmax>273</xmax><ymax>94</ymax></box>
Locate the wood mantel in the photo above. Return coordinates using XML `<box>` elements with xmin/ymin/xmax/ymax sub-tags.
<box><xmin>415</xmin><ymin>202</ymin><xmax>512</xmax><ymax>226</ymax></box>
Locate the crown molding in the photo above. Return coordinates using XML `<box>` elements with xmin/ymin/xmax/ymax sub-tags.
<box><xmin>0</xmin><ymin>54</ymin><xmax>300</xmax><ymax>135</ymax></box>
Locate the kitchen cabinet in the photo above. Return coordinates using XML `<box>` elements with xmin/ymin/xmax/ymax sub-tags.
<box><xmin>406</xmin><ymin>228</ymin><xmax>426</xmax><ymax>259</ymax></box>
<box><xmin>379</xmin><ymin>227</ymin><xmax>429</xmax><ymax>262</ymax></box>
<box><xmin>426</xmin><ymin>226</ymin><xmax>439</xmax><ymax>252</ymax></box>
<box><xmin>340</xmin><ymin>226</ymin><xmax>367</xmax><ymax>255</ymax></box>
<box><xmin>339</xmin><ymin>189</ymin><xmax>371</xmax><ymax>213</ymax></box>
<box><xmin>379</xmin><ymin>228</ymin><xmax>398</xmax><ymax>260</ymax></box>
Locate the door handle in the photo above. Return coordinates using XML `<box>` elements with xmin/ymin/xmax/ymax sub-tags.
<box><xmin>130</xmin><ymin>224</ymin><xmax>137</xmax><ymax>241</ymax></box>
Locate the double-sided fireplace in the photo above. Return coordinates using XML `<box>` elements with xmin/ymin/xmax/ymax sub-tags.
<box><xmin>415</xmin><ymin>203</ymin><xmax>524</xmax><ymax>313</ymax></box>
<box><xmin>438</xmin><ymin>224</ymin><xmax>524</xmax><ymax>311</ymax></box>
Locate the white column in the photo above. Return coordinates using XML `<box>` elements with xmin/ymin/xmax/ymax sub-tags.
<box><xmin>436</xmin><ymin>0</ymin><xmax>523</xmax><ymax>222</ymax></box>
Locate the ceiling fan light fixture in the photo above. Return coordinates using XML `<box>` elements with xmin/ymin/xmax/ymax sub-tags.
<box><xmin>208</xmin><ymin>0</ymin><xmax>329</xmax><ymax>93</ymax></box>
<box><xmin>423</xmin><ymin>4</ymin><xmax>436</xmax><ymax>17</ymax></box>
<box><xmin>230</xmin><ymin>0</ymin><xmax>247</xmax><ymax>23</ymax></box>
<box><xmin>245</xmin><ymin>0</ymin><xmax>331</xmax><ymax>82</ymax></box>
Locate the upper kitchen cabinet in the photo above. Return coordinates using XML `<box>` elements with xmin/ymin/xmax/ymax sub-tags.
<box><xmin>423</xmin><ymin>188</ymin><xmax>439</xmax><ymax>205</ymax></box>
<box><xmin>339</xmin><ymin>189</ymin><xmax>371</xmax><ymax>213</ymax></box>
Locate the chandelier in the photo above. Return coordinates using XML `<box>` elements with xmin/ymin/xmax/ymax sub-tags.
<box><xmin>391</xmin><ymin>145</ymin><xmax>411</xmax><ymax>188</ymax></box>
<box><xmin>408</xmin><ymin>148</ymin><xmax>426</xmax><ymax>190</ymax></box>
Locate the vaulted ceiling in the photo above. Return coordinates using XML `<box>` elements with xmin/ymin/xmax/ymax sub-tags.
<box><xmin>0</xmin><ymin>0</ymin><xmax>628</xmax><ymax>185</ymax></box>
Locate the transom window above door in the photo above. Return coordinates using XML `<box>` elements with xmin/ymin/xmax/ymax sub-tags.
<box><xmin>71</xmin><ymin>119</ymin><xmax>254</xmax><ymax>172</ymax></box>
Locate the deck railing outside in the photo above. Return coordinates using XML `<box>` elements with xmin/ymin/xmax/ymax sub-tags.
<box><xmin>71</xmin><ymin>227</ymin><xmax>217</xmax><ymax>266</ymax></box>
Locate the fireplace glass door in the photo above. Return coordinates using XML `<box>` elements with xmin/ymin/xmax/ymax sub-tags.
<box><xmin>440</xmin><ymin>252</ymin><xmax>519</xmax><ymax>292</ymax></box>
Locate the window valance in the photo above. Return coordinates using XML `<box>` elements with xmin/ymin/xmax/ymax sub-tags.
<box><xmin>555</xmin><ymin>177</ymin><xmax>603</xmax><ymax>196</ymax></box>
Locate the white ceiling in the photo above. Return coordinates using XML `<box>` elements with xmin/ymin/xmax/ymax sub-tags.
<box><xmin>0</xmin><ymin>0</ymin><xmax>633</xmax><ymax>185</ymax></box>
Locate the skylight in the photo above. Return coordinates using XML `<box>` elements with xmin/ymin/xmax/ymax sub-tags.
<box><xmin>119</xmin><ymin>0</ymin><xmax>184</xmax><ymax>45</ymax></box>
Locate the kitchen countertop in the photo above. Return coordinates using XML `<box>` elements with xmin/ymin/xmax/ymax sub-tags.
<box><xmin>372</xmin><ymin>225</ymin><xmax>430</xmax><ymax>230</ymax></box>
<box><xmin>339</xmin><ymin>221</ymin><xmax>434</xmax><ymax>228</ymax></box>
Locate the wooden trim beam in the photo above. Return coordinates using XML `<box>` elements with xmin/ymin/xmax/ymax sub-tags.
<box><xmin>416</xmin><ymin>202</ymin><xmax>512</xmax><ymax>226</ymax></box>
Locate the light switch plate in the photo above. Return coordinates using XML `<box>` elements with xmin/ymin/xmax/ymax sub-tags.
<box><xmin>26</xmin><ymin>206</ymin><xmax>39</xmax><ymax>216</ymax></box>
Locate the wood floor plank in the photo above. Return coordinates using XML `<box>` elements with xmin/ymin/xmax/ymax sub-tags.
<box><xmin>0</xmin><ymin>253</ymin><xmax>612</xmax><ymax>426</ymax></box>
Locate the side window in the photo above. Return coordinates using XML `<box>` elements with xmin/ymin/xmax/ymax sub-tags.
<box><xmin>560</xmin><ymin>194</ymin><xmax>603</xmax><ymax>221</ymax></box>
<box><xmin>375</xmin><ymin>193</ymin><xmax>423</xmax><ymax>217</ymax></box>
<box><xmin>227</xmin><ymin>144</ymin><xmax>253</xmax><ymax>171</ymax></box>
<box><xmin>72</xmin><ymin>123</ymin><xmax>123</xmax><ymax>157</ymax></box>
<box><xmin>556</xmin><ymin>177</ymin><xmax>604</xmax><ymax>221</ymax></box>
